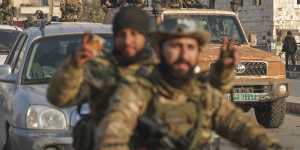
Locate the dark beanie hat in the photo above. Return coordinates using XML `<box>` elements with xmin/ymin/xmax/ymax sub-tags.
<box><xmin>113</xmin><ymin>6</ymin><xmax>150</xmax><ymax>35</ymax></box>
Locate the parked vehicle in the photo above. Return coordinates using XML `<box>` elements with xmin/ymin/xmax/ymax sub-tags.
<box><xmin>0</xmin><ymin>25</ymin><xmax>22</xmax><ymax>64</ymax></box>
<box><xmin>0</xmin><ymin>22</ymin><xmax>112</xmax><ymax>150</ymax></box>
<box><xmin>146</xmin><ymin>8</ymin><xmax>289</xmax><ymax>128</ymax></box>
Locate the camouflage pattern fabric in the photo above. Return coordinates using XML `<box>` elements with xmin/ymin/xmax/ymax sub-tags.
<box><xmin>47</xmin><ymin>49</ymin><xmax>158</xmax><ymax>120</ymax></box>
<box><xmin>96</xmin><ymin>67</ymin><xmax>279</xmax><ymax>150</ymax></box>
<box><xmin>60</xmin><ymin>0</ymin><xmax>83</xmax><ymax>22</ymax></box>
<box><xmin>47</xmin><ymin>45</ymin><xmax>235</xmax><ymax>150</ymax></box>
<box><xmin>47</xmin><ymin>47</ymin><xmax>234</xmax><ymax>119</ymax></box>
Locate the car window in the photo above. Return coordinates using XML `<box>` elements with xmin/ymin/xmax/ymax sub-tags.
<box><xmin>23</xmin><ymin>34</ymin><xmax>112</xmax><ymax>83</ymax></box>
<box><xmin>5</xmin><ymin>33</ymin><xmax>27</xmax><ymax>65</ymax></box>
<box><xmin>13</xmin><ymin>39</ymin><xmax>28</xmax><ymax>73</ymax></box>
<box><xmin>163</xmin><ymin>14</ymin><xmax>246</xmax><ymax>44</ymax></box>
<box><xmin>0</xmin><ymin>29</ymin><xmax>21</xmax><ymax>54</ymax></box>
<box><xmin>12</xmin><ymin>35</ymin><xmax>28</xmax><ymax>73</ymax></box>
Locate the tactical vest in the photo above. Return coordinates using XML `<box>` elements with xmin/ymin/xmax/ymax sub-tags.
<box><xmin>131</xmin><ymin>70</ymin><xmax>220</xmax><ymax>150</ymax></box>
<box><xmin>73</xmin><ymin>50</ymin><xmax>157</xmax><ymax>150</ymax></box>
<box><xmin>83</xmin><ymin>50</ymin><xmax>157</xmax><ymax>120</ymax></box>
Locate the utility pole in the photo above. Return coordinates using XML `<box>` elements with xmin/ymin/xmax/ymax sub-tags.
<box><xmin>48</xmin><ymin>0</ymin><xmax>54</xmax><ymax>21</ymax></box>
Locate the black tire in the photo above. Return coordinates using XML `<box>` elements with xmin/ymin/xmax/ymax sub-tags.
<box><xmin>0</xmin><ymin>103</ymin><xmax>7</xmax><ymax>150</ymax></box>
<box><xmin>254</xmin><ymin>98</ymin><xmax>286</xmax><ymax>128</ymax></box>
<box><xmin>3</xmin><ymin>123</ymin><xmax>10</xmax><ymax>150</ymax></box>
<box><xmin>0</xmin><ymin>121</ymin><xmax>6</xmax><ymax>150</ymax></box>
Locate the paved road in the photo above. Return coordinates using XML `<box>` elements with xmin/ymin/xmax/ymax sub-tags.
<box><xmin>288</xmin><ymin>79</ymin><xmax>300</xmax><ymax>97</ymax></box>
<box><xmin>221</xmin><ymin>112</ymin><xmax>300</xmax><ymax>149</ymax></box>
<box><xmin>220</xmin><ymin>79</ymin><xmax>300</xmax><ymax>149</ymax></box>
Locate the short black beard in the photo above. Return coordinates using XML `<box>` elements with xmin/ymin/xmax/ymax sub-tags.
<box><xmin>158</xmin><ymin>58</ymin><xmax>195</xmax><ymax>88</ymax></box>
<box><xmin>113</xmin><ymin>47</ymin><xmax>149</xmax><ymax>66</ymax></box>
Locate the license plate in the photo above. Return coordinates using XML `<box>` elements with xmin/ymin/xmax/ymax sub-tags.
<box><xmin>226</xmin><ymin>93</ymin><xmax>257</xmax><ymax>102</ymax></box>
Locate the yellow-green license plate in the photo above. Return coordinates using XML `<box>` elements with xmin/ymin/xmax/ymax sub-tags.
<box><xmin>229</xmin><ymin>93</ymin><xmax>257</xmax><ymax>102</ymax></box>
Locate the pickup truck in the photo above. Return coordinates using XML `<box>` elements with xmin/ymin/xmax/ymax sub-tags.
<box><xmin>147</xmin><ymin>8</ymin><xmax>288</xmax><ymax>128</ymax></box>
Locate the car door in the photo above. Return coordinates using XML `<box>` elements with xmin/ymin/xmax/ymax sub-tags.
<box><xmin>2</xmin><ymin>32</ymin><xmax>29</xmax><ymax>119</ymax></box>
<box><xmin>0</xmin><ymin>32</ymin><xmax>28</xmax><ymax>150</ymax></box>
<box><xmin>5</xmin><ymin>33</ymin><xmax>28</xmax><ymax>67</ymax></box>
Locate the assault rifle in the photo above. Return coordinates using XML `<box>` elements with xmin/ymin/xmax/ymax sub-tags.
<box><xmin>138</xmin><ymin>117</ymin><xmax>221</xmax><ymax>150</ymax></box>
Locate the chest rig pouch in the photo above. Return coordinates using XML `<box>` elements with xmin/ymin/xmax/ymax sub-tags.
<box><xmin>135</xmin><ymin>74</ymin><xmax>223</xmax><ymax>150</ymax></box>
<box><xmin>72</xmin><ymin>54</ymin><xmax>120</xmax><ymax>150</ymax></box>
<box><xmin>133</xmin><ymin>86</ymin><xmax>206</xmax><ymax>150</ymax></box>
<box><xmin>72</xmin><ymin>58</ymin><xmax>152</xmax><ymax>150</ymax></box>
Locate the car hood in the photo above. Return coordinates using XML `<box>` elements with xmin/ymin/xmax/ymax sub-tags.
<box><xmin>20</xmin><ymin>84</ymin><xmax>54</xmax><ymax>105</ymax></box>
<box><xmin>18</xmin><ymin>84</ymin><xmax>81</xmax><ymax>127</ymax></box>
<box><xmin>200</xmin><ymin>44</ymin><xmax>282</xmax><ymax>62</ymax></box>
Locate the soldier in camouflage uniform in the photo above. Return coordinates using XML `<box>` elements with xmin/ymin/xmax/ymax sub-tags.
<box><xmin>96</xmin><ymin>18</ymin><xmax>284</xmax><ymax>150</ymax></box>
<box><xmin>48</xmin><ymin>6</ymin><xmax>235</xmax><ymax>121</ymax></box>
<box><xmin>48</xmin><ymin>6</ymin><xmax>157</xmax><ymax>120</ymax></box>
<box><xmin>60</xmin><ymin>0</ymin><xmax>83</xmax><ymax>22</ymax></box>
<box><xmin>47</xmin><ymin>7</ymin><xmax>236</xmax><ymax>150</ymax></box>
<box><xmin>48</xmin><ymin>7</ymin><xmax>158</xmax><ymax>149</ymax></box>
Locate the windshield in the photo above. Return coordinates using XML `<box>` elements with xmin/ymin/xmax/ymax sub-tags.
<box><xmin>0</xmin><ymin>30</ymin><xmax>20</xmax><ymax>53</ymax></box>
<box><xmin>164</xmin><ymin>14</ymin><xmax>246</xmax><ymax>44</ymax></box>
<box><xmin>24</xmin><ymin>34</ymin><xmax>112</xmax><ymax>83</ymax></box>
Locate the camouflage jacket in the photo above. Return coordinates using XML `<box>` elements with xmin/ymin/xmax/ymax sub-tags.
<box><xmin>96</xmin><ymin>68</ymin><xmax>279</xmax><ymax>150</ymax></box>
<box><xmin>47</xmin><ymin>49</ymin><xmax>233</xmax><ymax>119</ymax></box>
<box><xmin>47</xmin><ymin>49</ymin><xmax>158</xmax><ymax>119</ymax></box>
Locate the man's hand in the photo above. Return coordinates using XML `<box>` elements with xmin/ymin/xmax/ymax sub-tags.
<box><xmin>219</xmin><ymin>37</ymin><xmax>240</xmax><ymax>67</ymax></box>
<box><xmin>74</xmin><ymin>33</ymin><xmax>105</xmax><ymax>66</ymax></box>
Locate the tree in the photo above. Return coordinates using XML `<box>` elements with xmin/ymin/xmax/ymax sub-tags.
<box><xmin>0</xmin><ymin>0</ymin><xmax>13</xmax><ymax>24</ymax></box>
<box><xmin>60</xmin><ymin>0</ymin><xmax>83</xmax><ymax>22</ymax></box>
<box><xmin>81</xmin><ymin>0</ymin><xmax>106</xmax><ymax>23</ymax></box>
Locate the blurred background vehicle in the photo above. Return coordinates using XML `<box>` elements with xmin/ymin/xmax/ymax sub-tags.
<box><xmin>0</xmin><ymin>25</ymin><xmax>22</xmax><ymax>64</ymax></box>
<box><xmin>0</xmin><ymin>22</ymin><xmax>112</xmax><ymax>150</ymax></box>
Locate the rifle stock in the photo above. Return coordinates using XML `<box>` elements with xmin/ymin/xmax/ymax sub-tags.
<box><xmin>138</xmin><ymin>117</ymin><xmax>189</xmax><ymax>149</ymax></box>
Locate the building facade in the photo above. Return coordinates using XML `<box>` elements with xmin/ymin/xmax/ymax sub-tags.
<box><xmin>11</xmin><ymin>0</ymin><xmax>61</xmax><ymax>21</ymax></box>
<box><xmin>201</xmin><ymin>0</ymin><xmax>300</xmax><ymax>54</ymax></box>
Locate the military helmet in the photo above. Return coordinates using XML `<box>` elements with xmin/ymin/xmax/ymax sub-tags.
<box><xmin>150</xmin><ymin>18</ymin><xmax>210</xmax><ymax>46</ymax></box>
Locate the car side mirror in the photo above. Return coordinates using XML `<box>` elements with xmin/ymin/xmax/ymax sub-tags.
<box><xmin>0</xmin><ymin>65</ymin><xmax>11</xmax><ymax>76</ymax></box>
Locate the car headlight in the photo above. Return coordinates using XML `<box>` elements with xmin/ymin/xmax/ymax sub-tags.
<box><xmin>26</xmin><ymin>105</ymin><xmax>67</xmax><ymax>130</ymax></box>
